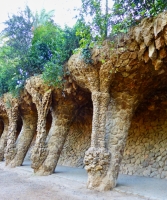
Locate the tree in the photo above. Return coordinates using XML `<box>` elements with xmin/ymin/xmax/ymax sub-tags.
<box><xmin>40</xmin><ymin>24</ymin><xmax>81</xmax><ymax>86</ymax></box>
<box><xmin>33</xmin><ymin>9</ymin><xmax>55</xmax><ymax>30</ymax></box>
<box><xmin>0</xmin><ymin>6</ymin><xmax>86</xmax><ymax>95</ymax></box>
<box><xmin>111</xmin><ymin>0</ymin><xmax>167</xmax><ymax>34</ymax></box>
<box><xmin>77</xmin><ymin>0</ymin><xmax>112</xmax><ymax>42</ymax></box>
<box><xmin>0</xmin><ymin>6</ymin><xmax>35</xmax><ymax>95</ymax></box>
<box><xmin>0</xmin><ymin>45</ymin><xmax>20</xmax><ymax>96</ymax></box>
<box><xmin>2</xmin><ymin>6</ymin><xmax>33</xmax><ymax>58</ymax></box>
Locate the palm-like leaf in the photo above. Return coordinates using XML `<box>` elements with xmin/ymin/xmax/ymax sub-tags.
<box><xmin>33</xmin><ymin>9</ymin><xmax>55</xmax><ymax>30</ymax></box>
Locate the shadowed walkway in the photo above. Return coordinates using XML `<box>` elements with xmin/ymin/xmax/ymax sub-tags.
<box><xmin>0</xmin><ymin>160</ymin><xmax>167</xmax><ymax>200</ymax></box>
<box><xmin>56</xmin><ymin>166</ymin><xmax>167</xmax><ymax>200</ymax></box>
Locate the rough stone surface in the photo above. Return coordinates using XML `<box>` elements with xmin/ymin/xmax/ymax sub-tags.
<box><xmin>1</xmin><ymin>11</ymin><xmax>167</xmax><ymax>192</ymax></box>
<box><xmin>35</xmin><ymin>90</ymin><xmax>76</xmax><ymax>175</ymax></box>
<box><xmin>0</xmin><ymin>118</ymin><xmax>8</xmax><ymax>161</ymax></box>
<box><xmin>67</xmin><ymin>11</ymin><xmax>167</xmax><ymax>191</ymax></box>
<box><xmin>0</xmin><ymin>99</ymin><xmax>8</xmax><ymax>161</ymax></box>
<box><xmin>3</xmin><ymin>94</ymin><xmax>19</xmax><ymax>165</ymax></box>
<box><xmin>59</xmin><ymin>89</ymin><xmax>167</xmax><ymax>182</ymax></box>
<box><xmin>58</xmin><ymin>103</ymin><xmax>92</xmax><ymax>167</ymax></box>
<box><xmin>8</xmin><ymin>91</ymin><xmax>38</xmax><ymax>167</ymax></box>
<box><xmin>120</xmin><ymin>91</ymin><xmax>167</xmax><ymax>179</ymax></box>
<box><xmin>25</xmin><ymin>75</ymin><xmax>91</xmax><ymax>175</ymax></box>
<box><xmin>25</xmin><ymin>76</ymin><xmax>52</xmax><ymax>171</ymax></box>
<box><xmin>68</xmin><ymin>41</ymin><xmax>115</xmax><ymax>191</ymax></box>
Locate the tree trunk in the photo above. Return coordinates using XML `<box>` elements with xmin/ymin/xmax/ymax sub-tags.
<box><xmin>105</xmin><ymin>0</ymin><xmax>108</xmax><ymax>38</ymax></box>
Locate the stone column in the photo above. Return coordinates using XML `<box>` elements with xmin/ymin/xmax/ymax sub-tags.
<box><xmin>109</xmin><ymin>106</ymin><xmax>133</xmax><ymax>186</ymax></box>
<box><xmin>84</xmin><ymin>91</ymin><xmax>111</xmax><ymax>191</ymax></box>
<box><xmin>29</xmin><ymin>89</ymin><xmax>52</xmax><ymax>170</ymax></box>
<box><xmin>85</xmin><ymin>93</ymin><xmax>136</xmax><ymax>191</ymax></box>
<box><xmin>0</xmin><ymin>118</ymin><xmax>9</xmax><ymax>161</ymax></box>
<box><xmin>68</xmin><ymin>50</ymin><xmax>114</xmax><ymax>191</ymax></box>
<box><xmin>4</xmin><ymin>99</ymin><xmax>19</xmax><ymax>166</ymax></box>
<box><xmin>106</xmin><ymin>96</ymin><xmax>135</xmax><ymax>189</ymax></box>
<box><xmin>8</xmin><ymin>113</ymin><xmax>37</xmax><ymax>167</ymax></box>
<box><xmin>90</xmin><ymin>92</ymin><xmax>110</xmax><ymax>148</ymax></box>
<box><xmin>35</xmin><ymin>98</ymin><xmax>75</xmax><ymax>175</ymax></box>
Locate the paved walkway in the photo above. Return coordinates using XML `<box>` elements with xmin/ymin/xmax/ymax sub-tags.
<box><xmin>1</xmin><ymin>161</ymin><xmax>167</xmax><ymax>200</ymax></box>
<box><xmin>55</xmin><ymin>166</ymin><xmax>167</xmax><ymax>200</ymax></box>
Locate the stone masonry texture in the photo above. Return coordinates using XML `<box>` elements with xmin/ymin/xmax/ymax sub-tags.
<box><xmin>1</xmin><ymin>11</ymin><xmax>167</xmax><ymax>191</ymax></box>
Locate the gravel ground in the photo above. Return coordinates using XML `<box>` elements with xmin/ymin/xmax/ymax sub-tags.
<box><xmin>0</xmin><ymin>165</ymin><xmax>147</xmax><ymax>200</ymax></box>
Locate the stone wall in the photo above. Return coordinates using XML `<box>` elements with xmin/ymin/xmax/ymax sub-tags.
<box><xmin>59</xmin><ymin>91</ymin><xmax>167</xmax><ymax>179</ymax></box>
<box><xmin>2</xmin><ymin>12</ymin><xmax>167</xmax><ymax>190</ymax></box>
<box><xmin>120</xmin><ymin>96</ymin><xmax>167</xmax><ymax>179</ymax></box>
<box><xmin>24</xmin><ymin>111</ymin><xmax>52</xmax><ymax>162</ymax></box>
<box><xmin>58</xmin><ymin>104</ymin><xmax>92</xmax><ymax>167</ymax></box>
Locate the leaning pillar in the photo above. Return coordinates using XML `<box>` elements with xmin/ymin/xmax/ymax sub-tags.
<box><xmin>34</xmin><ymin>94</ymin><xmax>75</xmax><ymax>175</ymax></box>
<box><xmin>84</xmin><ymin>92</ymin><xmax>136</xmax><ymax>190</ymax></box>
<box><xmin>68</xmin><ymin>50</ymin><xmax>114</xmax><ymax>191</ymax></box>
<box><xmin>3</xmin><ymin>96</ymin><xmax>19</xmax><ymax>166</ymax></box>
<box><xmin>0</xmin><ymin>118</ymin><xmax>9</xmax><ymax>161</ymax></box>
<box><xmin>30</xmin><ymin>89</ymin><xmax>51</xmax><ymax>170</ymax></box>
<box><xmin>106</xmin><ymin>96</ymin><xmax>135</xmax><ymax>188</ymax></box>
<box><xmin>25</xmin><ymin>77</ymin><xmax>52</xmax><ymax>171</ymax></box>
<box><xmin>8</xmin><ymin>108</ymin><xmax>37</xmax><ymax>167</ymax></box>
<box><xmin>84</xmin><ymin>91</ymin><xmax>111</xmax><ymax>190</ymax></box>
<box><xmin>68</xmin><ymin>49</ymin><xmax>137</xmax><ymax>190</ymax></box>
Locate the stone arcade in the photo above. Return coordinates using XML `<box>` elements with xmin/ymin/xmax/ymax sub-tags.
<box><xmin>1</xmin><ymin>12</ymin><xmax>167</xmax><ymax>191</ymax></box>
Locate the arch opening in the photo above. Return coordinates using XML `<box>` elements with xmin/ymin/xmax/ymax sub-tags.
<box><xmin>0</xmin><ymin>119</ymin><xmax>4</xmax><ymax>138</ymax></box>
<box><xmin>120</xmin><ymin>88</ymin><xmax>167</xmax><ymax>179</ymax></box>
<box><xmin>58</xmin><ymin>99</ymin><xmax>93</xmax><ymax>167</ymax></box>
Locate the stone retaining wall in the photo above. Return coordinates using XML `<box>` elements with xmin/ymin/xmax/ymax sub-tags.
<box><xmin>120</xmin><ymin>101</ymin><xmax>167</xmax><ymax>179</ymax></box>
<box><xmin>59</xmin><ymin>96</ymin><xmax>167</xmax><ymax>179</ymax></box>
<box><xmin>58</xmin><ymin>105</ymin><xmax>92</xmax><ymax>167</ymax></box>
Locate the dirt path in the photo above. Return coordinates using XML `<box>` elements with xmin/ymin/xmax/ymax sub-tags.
<box><xmin>0</xmin><ymin>167</ymin><xmax>148</xmax><ymax>200</ymax></box>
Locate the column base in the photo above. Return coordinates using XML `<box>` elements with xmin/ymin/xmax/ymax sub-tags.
<box><xmin>84</xmin><ymin>147</ymin><xmax>113</xmax><ymax>191</ymax></box>
<box><xmin>31</xmin><ymin>144</ymin><xmax>48</xmax><ymax>171</ymax></box>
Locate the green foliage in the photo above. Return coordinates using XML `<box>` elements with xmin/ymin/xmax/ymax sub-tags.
<box><xmin>2</xmin><ymin>1</ymin><xmax>166</xmax><ymax>96</ymax></box>
<box><xmin>0</xmin><ymin>6</ymin><xmax>34</xmax><ymax>96</ymax></box>
<box><xmin>75</xmin><ymin>0</ymin><xmax>112</xmax><ymax>65</ymax></box>
<box><xmin>42</xmin><ymin>24</ymin><xmax>81</xmax><ymax>86</ymax></box>
<box><xmin>80</xmin><ymin>44</ymin><xmax>93</xmax><ymax>64</ymax></box>
<box><xmin>29</xmin><ymin>22</ymin><xmax>61</xmax><ymax>76</ymax></box>
<box><xmin>75</xmin><ymin>20</ymin><xmax>92</xmax><ymax>47</ymax></box>
<box><xmin>33</xmin><ymin>9</ymin><xmax>55</xmax><ymax>30</ymax></box>
<box><xmin>0</xmin><ymin>43</ymin><xmax>22</xmax><ymax>96</ymax></box>
<box><xmin>62</xmin><ymin>25</ymin><xmax>81</xmax><ymax>60</ymax></box>
<box><xmin>2</xmin><ymin>6</ymin><xmax>33</xmax><ymax>57</ymax></box>
<box><xmin>0</xmin><ymin>6</ymin><xmax>81</xmax><ymax>95</ymax></box>
<box><xmin>76</xmin><ymin>0</ymin><xmax>167</xmax><ymax>43</ymax></box>
<box><xmin>77</xmin><ymin>0</ymin><xmax>112</xmax><ymax>43</ymax></box>
<box><xmin>42</xmin><ymin>62</ymin><xmax>63</xmax><ymax>87</ymax></box>
<box><xmin>111</xmin><ymin>0</ymin><xmax>167</xmax><ymax>34</ymax></box>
